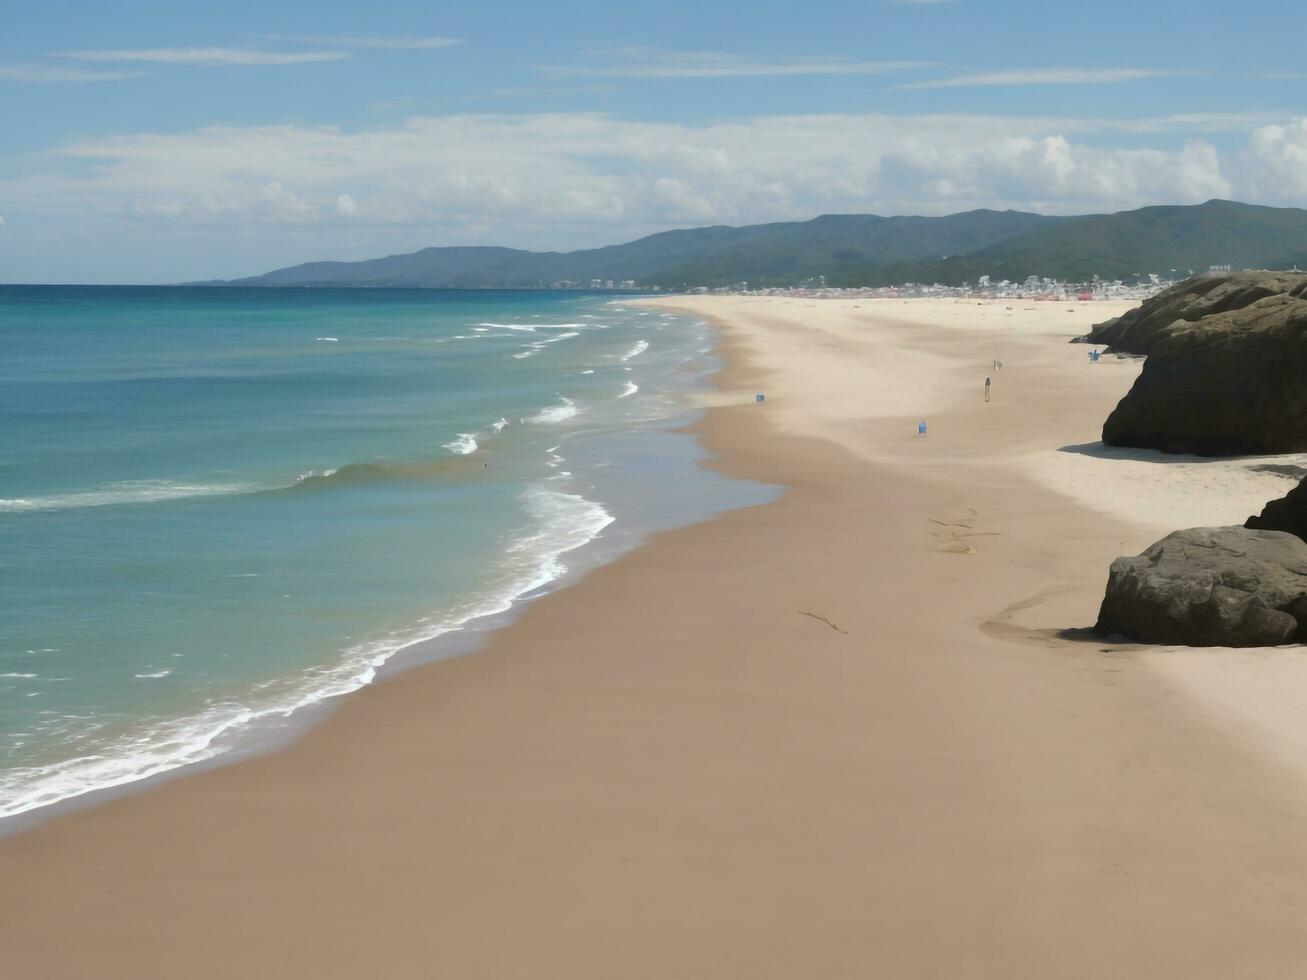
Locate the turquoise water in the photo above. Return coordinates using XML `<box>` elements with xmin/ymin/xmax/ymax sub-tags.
<box><xmin>0</xmin><ymin>287</ymin><xmax>770</xmax><ymax>819</ymax></box>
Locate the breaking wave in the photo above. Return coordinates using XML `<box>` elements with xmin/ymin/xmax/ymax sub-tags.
<box><xmin>0</xmin><ymin>482</ymin><xmax>254</xmax><ymax>514</ymax></box>
<box><xmin>526</xmin><ymin>397</ymin><xmax>580</xmax><ymax>425</ymax></box>
<box><xmin>0</xmin><ymin>485</ymin><xmax>614</xmax><ymax>820</ymax></box>
<box><xmin>443</xmin><ymin>433</ymin><xmax>479</xmax><ymax>455</ymax></box>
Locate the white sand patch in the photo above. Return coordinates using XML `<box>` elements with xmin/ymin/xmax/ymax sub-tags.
<box><xmin>1026</xmin><ymin>445</ymin><xmax>1307</xmax><ymax>536</ymax></box>
<box><xmin>1144</xmin><ymin>646</ymin><xmax>1307</xmax><ymax>789</ymax></box>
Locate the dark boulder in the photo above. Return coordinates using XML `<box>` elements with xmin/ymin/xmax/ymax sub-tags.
<box><xmin>1101</xmin><ymin>293</ymin><xmax>1307</xmax><ymax>455</ymax></box>
<box><xmin>1081</xmin><ymin>270</ymin><xmax>1307</xmax><ymax>355</ymax></box>
<box><xmin>1246</xmin><ymin>474</ymin><xmax>1307</xmax><ymax>541</ymax></box>
<box><xmin>1095</xmin><ymin>526</ymin><xmax>1307</xmax><ymax>646</ymax></box>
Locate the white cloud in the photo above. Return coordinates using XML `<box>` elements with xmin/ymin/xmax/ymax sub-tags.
<box><xmin>254</xmin><ymin>180</ymin><xmax>315</xmax><ymax>220</ymax></box>
<box><xmin>1247</xmin><ymin>119</ymin><xmax>1307</xmax><ymax>197</ymax></box>
<box><xmin>14</xmin><ymin>110</ymin><xmax>1307</xmax><ymax>281</ymax></box>
<box><xmin>59</xmin><ymin>47</ymin><xmax>347</xmax><ymax>66</ymax></box>
<box><xmin>0</xmin><ymin>63</ymin><xmax>145</xmax><ymax>82</ymax></box>
<box><xmin>1110</xmin><ymin>112</ymin><xmax>1291</xmax><ymax>134</ymax></box>
<box><xmin>539</xmin><ymin>49</ymin><xmax>931</xmax><ymax>78</ymax></box>
<box><xmin>899</xmin><ymin>68</ymin><xmax>1183</xmax><ymax>90</ymax></box>
<box><xmin>283</xmin><ymin>35</ymin><xmax>462</xmax><ymax>50</ymax></box>
<box><xmin>3</xmin><ymin>111</ymin><xmax>1258</xmax><ymax>247</ymax></box>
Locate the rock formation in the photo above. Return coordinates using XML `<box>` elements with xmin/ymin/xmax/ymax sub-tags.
<box><xmin>1246</xmin><ymin>474</ymin><xmax>1307</xmax><ymax>541</ymax></box>
<box><xmin>1095</xmin><ymin>526</ymin><xmax>1307</xmax><ymax>646</ymax></box>
<box><xmin>1082</xmin><ymin>270</ymin><xmax>1307</xmax><ymax>355</ymax></box>
<box><xmin>1100</xmin><ymin>292</ymin><xmax>1307</xmax><ymax>454</ymax></box>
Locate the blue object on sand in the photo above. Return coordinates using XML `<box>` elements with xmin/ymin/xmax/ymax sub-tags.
<box><xmin>918</xmin><ymin>421</ymin><xmax>927</xmax><ymax>435</ymax></box>
<box><xmin>756</xmin><ymin>393</ymin><xmax>765</xmax><ymax>402</ymax></box>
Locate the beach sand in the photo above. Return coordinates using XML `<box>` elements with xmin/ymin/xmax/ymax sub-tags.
<box><xmin>5</xmin><ymin>296</ymin><xmax>1307</xmax><ymax>978</ymax></box>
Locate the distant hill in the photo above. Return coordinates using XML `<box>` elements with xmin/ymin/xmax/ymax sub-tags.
<box><xmin>871</xmin><ymin>201</ymin><xmax>1307</xmax><ymax>286</ymax></box>
<box><xmin>222</xmin><ymin>200</ymin><xmax>1307</xmax><ymax>290</ymax></box>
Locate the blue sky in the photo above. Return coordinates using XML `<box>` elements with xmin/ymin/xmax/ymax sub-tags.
<box><xmin>2</xmin><ymin>0</ymin><xmax>1305</xmax><ymax>282</ymax></box>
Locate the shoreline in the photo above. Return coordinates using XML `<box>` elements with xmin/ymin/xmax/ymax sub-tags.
<box><xmin>0</xmin><ymin>302</ymin><xmax>771</xmax><ymax>831</ymax></box>
<box><xmin>6</xmin><ymin>297</ymin><xmax>1307</xmax><ymax>976</ymax></box>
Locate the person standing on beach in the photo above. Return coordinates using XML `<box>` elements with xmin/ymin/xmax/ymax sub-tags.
<box><xmin>985</xmin><ymin>376</ymin><xmax>992</xmax><ymax>402</ymax></box>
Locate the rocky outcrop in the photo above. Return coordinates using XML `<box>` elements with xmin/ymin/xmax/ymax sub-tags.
<box><xmin>1101</xmin><ymin>292</ymin><xmax>1307</xmax><ymax>454</ymax></box>
<box><xmin>1096</xmin><ymin>526</ymin><xmax>1307</xmax><ymax>646</ymax></box>
<box><xmin>1082</xmin><ymin>270</ymin><xmax>1307</xmax><ymax>355</ymax></box>
<box><xmin>1246</xmin><ymin>475</ymin><xmax>1307</xmax><ymax>541</ymax></box>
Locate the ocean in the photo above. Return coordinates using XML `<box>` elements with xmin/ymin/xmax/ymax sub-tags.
<box><xmin>0</xmin><ymin>286</ymin><xmax>772</xmax><ymax>821</ymax></box>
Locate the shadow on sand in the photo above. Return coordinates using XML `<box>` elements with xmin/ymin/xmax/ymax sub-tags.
<box><xmin>1058</xmin><ymin>442</ymin><xmax>1307</xmax><ymax>481</ymax></box>
<box><xmin>981</xmin><ymin>587</ymin><xmax>1143</xmax><ymax>653</ymax></box>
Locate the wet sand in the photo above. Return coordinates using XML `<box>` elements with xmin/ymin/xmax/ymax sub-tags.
<box><xmin>4</xmin><ymin>296</ymin><xmax>1307</xmax><ymax>978</ymax></box>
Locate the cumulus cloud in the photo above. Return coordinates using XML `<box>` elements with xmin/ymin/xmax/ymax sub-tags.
<box><xmin>59</xmin><ymin>47</ymin><xmax>347</xmax><ymax>66</ymax></box>
<box><xmin>11</xmin><ymin>111</ymin><xmax>1307</xmax><ymax>263</ymax></box>
<box><xmin>1247</xmin><ymin>119</ymin><xmax>1307</xmax><ymax>198</ymax></box>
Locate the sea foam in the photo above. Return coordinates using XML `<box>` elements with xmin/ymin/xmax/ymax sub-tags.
<box><xmin>526</xmin><ymin>397</ymin><xmax>580</xmax><ymax>425</ymax></box>
<box><xmin>621</xmin><ymin>340</ymin><xmax>650</xmax><ymax>362</ymax></box>
<box><xmin>443</xmin><ymin>433</ymin><xmax>479</xmax><ymax>455</ymax></box>
<box><xmin>0</xmin><ymin>481</ymin><xmax>252</xmax><ymax>514</ymax></box>
<box><xmin>0</xmin><ymin>485</ymin><xmax>614</xmax><ymax>820</ymax></box>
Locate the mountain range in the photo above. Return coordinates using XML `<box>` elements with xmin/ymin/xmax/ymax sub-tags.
<box><xmin>219</xmin><ymin>200</ymin><xmax>1307</xmax><ymax>290</ymax></box>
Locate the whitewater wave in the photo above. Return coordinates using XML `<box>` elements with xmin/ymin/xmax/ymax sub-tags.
<box><xmin>0</xmin><ymin>481</ymin><xmax>254</xmax><ymax>514</ymax></box>
<box><xmin>513</xmin><ymin>330</ymin><xmax>581</xmax><ymax>360</ymax></box>
<box><xmin>621</xmin><ymin>340</ymin><xmax>650</xmax><ymax>362</ymax></box>
<box><xmin>443</xmin><ymin>416</ymin><xmax>512</xmax><ymax>453</ymax></box>
<box><xmin>4</xmin><ymin>405</ymin><xmax>551</xmax><ymax>516</ymax></box>
<box><xmin>526</xmin><ymin>397</ymin><xmax>579</xmax><ymax>425</ymax></box>
<box><xmin>0</xmin><ymin>485</ymin><xmax>614</xmax><ymax>821</ymax></box>
<box><xmin>475</xmin><ymin>322</ymin><xmax>589</xmax><ymax>333</ymax></box>
<box><xmin>443</xmin><ymin>433</ymin><xmax>478</xmax><ymax>455</ymax></box>
<box><xmin>289</xmin><ymin>460</ymin><xmax>466</xmax><ymax>490</ymax></box>
<box><xmin>619</xmin><ymin>382</ymin><xmax>639</xmax><ymax>398</ymax></box>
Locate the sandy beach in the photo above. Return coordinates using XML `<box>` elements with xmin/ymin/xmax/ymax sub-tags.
<box><xmin>6</xmin><ymin>296</ymin><xmax>1307</xmax><ymax>977</ymax></box>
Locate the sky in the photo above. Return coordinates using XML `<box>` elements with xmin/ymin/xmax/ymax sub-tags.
<box><xmin>1</xmin><ymin>0</ymin><xmax>1305</xmax><ymax>283</ymax></box>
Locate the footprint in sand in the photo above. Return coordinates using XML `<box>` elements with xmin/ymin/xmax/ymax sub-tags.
<box><xmin>937</xmin><ymin>540</ymin><xmax>976</xmax><ymax>555</ymax></box>
<box><xmin>929</xmin><ymin>510</ymin><xmax>998</xmax><ymax>555</ymax></box>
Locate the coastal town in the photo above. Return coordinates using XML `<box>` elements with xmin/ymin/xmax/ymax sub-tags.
<box><xmin>552</xmin><ymin>271</ymin><xmax>1194</xmax><ymax>302</ymax></box>
<box><xmin>693</xmin><ymin>272</ymin><xmax>1177</xmax><ymax>301</ymax></box>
